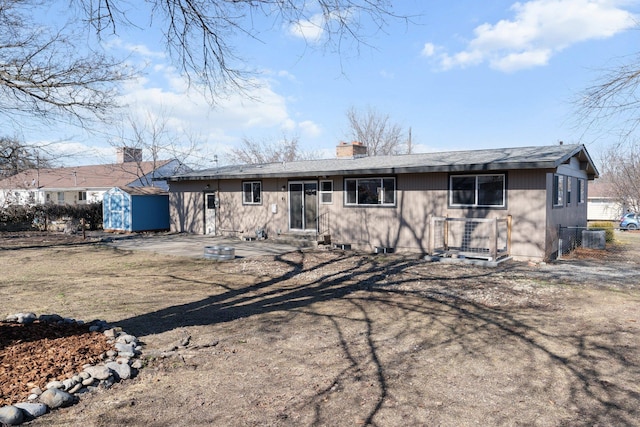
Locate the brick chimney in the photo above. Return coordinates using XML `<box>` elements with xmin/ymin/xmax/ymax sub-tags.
<box><xmin>117</xmin><ymin>147</ymin><xmax>143</xmax><ymax>163</ymax></box>
<box><xmin>336</xmin><ymin>141</ymin><xmax>368</xmax><ymax>158</ymax></box>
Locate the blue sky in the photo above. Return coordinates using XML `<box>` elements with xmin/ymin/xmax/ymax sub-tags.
<box><xmin>15</xmin><ymin>0</ymin><xmax>640</xmax><ymax>168</ymax></box>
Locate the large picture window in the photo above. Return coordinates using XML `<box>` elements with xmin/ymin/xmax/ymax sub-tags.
<box><xmin>344</xmin><ymin>177</ymin><xmax>395</xmax><ymax>206</ymax></box>
<box><xmin>450</xmin><ymin>174</ymin><xmax>505</xmax><ymax>207</ymax></box>
<box><xmin>242</xmin><ymin>181</ymin><xmax>262</xmax><ymax>205</ymax></box>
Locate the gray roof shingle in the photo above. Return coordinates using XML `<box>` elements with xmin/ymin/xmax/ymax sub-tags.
<box><xmin>168</xmin><ymin>144</ymin><xmax>598</xmax><ymax>181</ymax></box>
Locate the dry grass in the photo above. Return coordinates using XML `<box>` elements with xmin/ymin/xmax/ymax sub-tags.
<box><xmin>2</xmin><ymin>234</ymin><xmax>640</xmax><ymax>426</ymax></box>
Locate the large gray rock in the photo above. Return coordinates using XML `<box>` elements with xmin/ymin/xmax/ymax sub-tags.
<box><xmin>14</xmin><ymin>402</ymin><xmax>47</xmax><ymax>418</ymax></box>
<box><xmin>84</xmin><ymin>365</ymin><xmax>112</xmax><ymax>380</ymax></box>
<box><xmin>39</xmin><ymin>388</ymin><xmax>76</xmax><ymax>409</ymax></box>
<box><xmin>38</xmin><ymin>314</ymin><xmax>63</xmax><ymax>323</ymax></box>
<box><xmin>106</xmin><ymin>361</ymin><xmax>132</xmax><ymax>380</ymax></box>
<box><xmin>115</xmin><ymin>342</ymin><xmax>136</xmax><ymax>358</ymax></box>
<box><xmin>116</xmin><ymin>334</ymin><xmax>137</xmax><ymax>344</ymax></box>
<box><xmin>0</xmin><ymin>405</ymin><xmax>24</xmax><ymax>425</ymax></box>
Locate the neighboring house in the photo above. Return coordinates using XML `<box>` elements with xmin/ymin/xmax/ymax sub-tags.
<box><xmin>587</xmin><ymin>179</ymin><xmax>626</xmax><ymax>222</ymax></box>
<box><xmin>0</xmin><ymin>147</ymin><xmax>187</xmax><ymax>208</ymax></box>
<box><xmin>165</xmin><ymin>143</ymin><xmax>598</xmax><ymax>262</ymax></box>
<box><xmin>103</xmin><ymin>186</ymin><xmax>170</xmax><ymax>232</ymax></box>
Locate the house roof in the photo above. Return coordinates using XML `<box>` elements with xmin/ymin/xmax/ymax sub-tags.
<box><xmin>587</xmin><ymin>177</ymin><xmax>618</xmax><ymax>199</ymax></box>
<box><xmin>0</xmin><ymin>160</ymin><xmax>172</xmax><ymax>191</ymax></box>
<box><xmin>113</xmin><ymin>186</ymin><xmax>169</xmax><ymax>196</ymax></box>
<box><xmin>167</xmin><ymin>144</ymin><xmax>599</xmax><ymax>182</ymax></box>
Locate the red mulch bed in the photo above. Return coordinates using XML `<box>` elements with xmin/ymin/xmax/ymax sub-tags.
<box><xmin>0</xmin><ymin>321</ymin><xmax>113</xmax><ymax>406</ymax></box>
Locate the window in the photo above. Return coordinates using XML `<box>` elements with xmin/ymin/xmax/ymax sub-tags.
<box><xmin>242</xmin><ymin>181</ymin><xmax>262</xmax><ymax>205</ymax></box>
<box><xmin>320</xmin><ymin>180</ymin><xmax>333</xmax><ymax>204</ymax></box>
<box><xmin>78</xmin><ymin>191</ymin><xmax>87</xmax><ymax>202</ymax></box>
<box><xmin>566</xmin><ymin>177</ymin><xmax>572</xmax><ymax>204</ymax></box>
<box><xmin>57</xmin><ymin>192</ymin><xmax>65</xmax><ymax>205</ymax></box>
<box><xmin>344</xmin><ymin>177</ymin><xmax>395</xmax><ymax>206</ymax></box>
<box><xmin>553</xmin><ymin>174</ymin><xmax>564</xmax><ymax>206</ymax></box>
<box><xmin>578</xmin><ymin>179</ymin><xmax>585</xmax><ymax>203</ymax></box>
<box><xmin>206</xmin><ymin>193</ymin><xmax>217</xmax><ymax>209</ymax></box>
<box><xmin>450</xmin><ymin>174</ymin><xmax>505</xmax><ymax>207</ymax></box>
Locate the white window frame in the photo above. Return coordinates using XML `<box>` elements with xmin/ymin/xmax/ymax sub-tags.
<box><xmin>449</xmin><ymin>174</ymin><xmax>506</xmax><ymax>208</ymax></box>
<box><xmin>344</xmin><ymin>177</ymin><xmax>396</xmax><ymax>207</ymax></box>
<box><xmin>57</xmin><ymin>191</ymin><xmax>65</xmax><ymax>205</ymax></box>
<box><xmin>242</xmin><ymin>181</ymin><xmax>262</xmax><ymax>205</ymax></box>
<box><xmin>78</xmin><ymin>191</ymin><xmax>87</xmax><ymax>202</ymax></box>
<box><xmin>320</xmin><ymin>180</ymin><xmax>333</xmax><ymax>204</ymax></box>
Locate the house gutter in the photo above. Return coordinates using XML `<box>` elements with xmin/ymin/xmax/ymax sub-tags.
<box><xmin>165</xmin><ymin>161</ymin><xmax>565</xmax><ymax>182</ymax></box>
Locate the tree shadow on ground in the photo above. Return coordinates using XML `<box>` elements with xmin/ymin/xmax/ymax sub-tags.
<box><xmin>116</xmin><ymin>251</ymin><xmax>640</xmax><ymax>426</ymax></box>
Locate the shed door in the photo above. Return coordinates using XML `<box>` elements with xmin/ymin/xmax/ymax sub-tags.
<box><xmin>107</xmin><ymin>192</ymin><xmax>128</xmax><ymax>231</ymax></box>
<box><xmin>205</xmin><ymin>193</ymin><xmax>216</xmax><ymax>235</ymax></box>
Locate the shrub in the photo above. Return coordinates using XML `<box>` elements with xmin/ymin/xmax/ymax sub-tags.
<box><xmin>589</xmin><ymin>221</ymin><xmax>615</xmax><ymax>242</ymax></box>
<box><xmin>1</xmin><ymin>202</ymin><xmax>103</xmax><ymax>231</ymax></box>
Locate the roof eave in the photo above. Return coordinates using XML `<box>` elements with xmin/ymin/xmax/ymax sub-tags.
<box><xmin>166</xmin><ymin>161</ymin><xmax>563</xmax><ymax>181</ymax></box>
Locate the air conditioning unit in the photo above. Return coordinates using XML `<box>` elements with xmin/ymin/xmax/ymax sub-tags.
<box><xmin>582</xmin><ymin>230</ymin><xmax>605</xmax><ymax>250</ymax></box>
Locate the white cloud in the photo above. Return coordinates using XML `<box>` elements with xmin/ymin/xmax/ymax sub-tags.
<box><xmin>288</xmin><ymin>14</ymin><xmax>325</xmax><ymax>42</ymax></box>
<box><xmin>428</xmin><ymin>0</ymin><xmax>637</xmax><ymax>72</ymax></box>
<box><xmin>298</xmin><ymin>120</ymin><xmax>322</xmax><ymax>138</ymax></box>
<box><xmin>421</xmin><ymin>42</ymin><xmax>437</xmax><ymax>57</ymax></box>
<box><xmin>288</xmin><ymin>8</ymin><xmax>355</xmax><ymax>43</ymax></box>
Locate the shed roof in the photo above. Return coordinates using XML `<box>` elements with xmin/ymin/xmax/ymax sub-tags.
<box><xmin>168</xmin><ymin>144</ymin><xmax>599</xmax><ymax>181</ymax></box>
<box><xmin>112</xmin><ymin>186</ymin><xmax>169</xmax><ymax>196</ymax></box>
<box><xmin>0</xmin><ymin>160</ymin><xmax>172</xmax><ymax>191</ymax></box>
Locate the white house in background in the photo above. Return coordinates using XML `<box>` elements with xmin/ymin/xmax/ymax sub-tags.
<box><xmin>0</xmin><ymin>147</ymin><xmax>188</xmax><ymax>208</ymax></box>
<box><xmin>587</xmin><ymin>178</ymin><xmax>626</xmax><ymax>222</ymax></box>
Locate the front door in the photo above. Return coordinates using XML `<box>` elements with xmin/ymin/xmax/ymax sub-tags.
<box><xmin>205</xmin><ymin>193</ymin><xmax>216</xmax><ymax>235</ymax></box>
<box><xmin>289</xmin><ymin>182</ymin><xmax>318</xmax><ymax>231</ymax></box>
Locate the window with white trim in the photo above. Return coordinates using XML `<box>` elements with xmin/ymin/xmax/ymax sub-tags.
<box><xmin>57</xmin><ymin>192</ymin><xmax>65</xmax><ymax>205</ymax></box>
<box><xmin>553</xmin><ymin>174</ymin><xmax>564</xmax><ymax>206</ymax></box>
<box><xmin>320</xmin><ymin>180</ymin><xmax>333</xmax><ymax>204</ymax></box>
<box><xmin>344</xmin><ymin>177</ymin><xmax>395</xmax><ymax>206</ymax></box>
<box><xmin>450</xmin><ymin>174</ymin><xmax>505</xmax><ymax>207</ymax></box>
<box><xmin>242</xmin><ymin>181</ymin><xmax>262</xmax><ymax>205</ymax></box>
<box><xmin>566</xmin><ymin>177</ymin><xmax>572</xmax><ymax>204</ymax></box>
<box><xmin>78</xmin><ymin>191</ymin><xmax>87</xmax><ymax>202</ymax></box>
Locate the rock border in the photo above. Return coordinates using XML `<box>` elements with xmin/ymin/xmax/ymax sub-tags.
<box><xmin>0</xmin><ymin>313</ymin><xmax>143</xmax><ymax>426</ymax></box>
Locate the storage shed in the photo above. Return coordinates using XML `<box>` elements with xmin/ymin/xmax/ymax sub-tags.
<box><xmin>103</xmin><ymin>186</ymin><xmax>170</xmax><ymax>232</ymax></box>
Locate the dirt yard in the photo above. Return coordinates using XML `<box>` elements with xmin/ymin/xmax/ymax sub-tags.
<box><xmin>1</xmin><ymin>231</ymin><xmax>640</xmax><ymax>426</ymax></box>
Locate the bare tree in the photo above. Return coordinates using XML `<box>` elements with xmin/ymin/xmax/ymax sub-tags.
<box><xmin>0</xmin><ymin>0</ymin><xmax>132</xmax><ymax>123</ymax></box>
<box><xmin>0</xmin><ymin>136</ymin><xmax>51</xmax><ymax>178</ymax></box>
<box><xmin>74</xmin><ymin>0</ymin><xmax>407</xmax><ymax>99</ymax></box>
<box><xmin>228</xmin><ymin>134</ymin><xmax>319</xmax><ymax>164</ymax></box>
<box><xmin>576</xmin><ymin>54</ymin><xmax>640</xmax><ymax>213</ymax></box>
<box><xmin>2</xmin><ymin>0</ymin><xmax>406</xmax><ymax>130</ymax></box>
<box><xmin>599</xmin><ymin>143</ymin><xmax>640</xmax><ymax>214</ymax></box>
<box><xmin>345</xmin><ymin>106</ymin><xmax>408</xmax><ymax>156</ymax></box>
<box><xmin>108</xmin><ymin>110</ymin><xmax>199</xmax><ymax>184</ymax></box>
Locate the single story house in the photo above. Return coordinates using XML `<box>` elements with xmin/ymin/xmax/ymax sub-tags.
<box><xmin>165</xmin><ymin>143</ymin><xmax>598</xmax><ymax>262</ymax></box>
<box><xmin>103</xmin><ymin>186</ymin><xmax>170</xmax><ymax>232</ymax></box>
<box><xmin>0</xmin><ymin>147</ymin><xmax>187</xmax><ymax>208</ymax></box>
